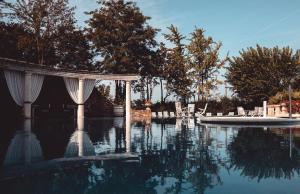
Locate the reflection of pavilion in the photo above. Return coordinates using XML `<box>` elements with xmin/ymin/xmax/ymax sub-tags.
<box><xmin>4</xmin><ymin>119</ymin><xmax>43</xmax><ymax>166</ymax></box>
<box><xmin>65</xmin><ymin>130</ymin><xmax>95</xmax><ymax>157</ymax></box>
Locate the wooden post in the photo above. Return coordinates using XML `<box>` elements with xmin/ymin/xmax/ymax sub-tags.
<box><xmin>24</xmin><ymin>72</ymin><xmax>32</xmax><ymax>119</ymax></box>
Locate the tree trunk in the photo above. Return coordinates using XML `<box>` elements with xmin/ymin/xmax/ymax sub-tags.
<box><xmin>146</xmin><ymin>78</ymin><xmax>150</xmax><ymax>101</ymax></box>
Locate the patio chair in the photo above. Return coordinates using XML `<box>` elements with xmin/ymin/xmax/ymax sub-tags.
<box><xmin>206</xmin><ymin>112</ymin><xmax>212</xmax><ymax>117</ymax></box>
<box><xmin>157</xmin><ymin>112</ymin><xmax>163</xmax><ymax>118</ymax></box>
<box><xmin>163</xmin><ymin>111</ymin><xmax>169</xmax><ymax>118</ymax></box>
<box><xmin>170</xmin><ymin>112</ymin><xmax>175</xmax><ymax>118</ymax></box>
<box><xmin>196</xmin><ymin>103</ymin><xmax>208</xmax><ymax>117</ymax></box>
<box><xmin>175</xmin><ymin>102</ymin><xmax>186</xmax><ymax>117</ymax></box>
<box><xmin>217</xmin><ymin>113</ymin><xmax>223</xmax><ymax>117</ymax></box>
<box><xmin>258</xmin><ymin>107</ymin><xmax>263</xmax><ymax>117</ymax></box>
<box><xmin>151</xmin><ymin>112</ymin><xmax>157</xmax><ymax>118</ymax></box>
<box><xmin>187</xmin><ymin>104</ymin><xmax>195</xmax><ymax>117</ymax></box>
<box><xmin>228</xmin><ymin>112</ymin><xmax>235</xmax><ymax>116</ymax></box>
<box><xmin>237</xmin><ymin>107</ymin><xmax>247</xmax><ymax>117</ymax></box>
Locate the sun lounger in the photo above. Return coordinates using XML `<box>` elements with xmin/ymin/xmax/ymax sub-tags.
<box><xmin>151</xmin><ymin>112</ymin><xmax>157</xmax><ymax>118</ymax></box>
<box><xmin>163</xmin><ymin>111</ymin><xmax>169</xmax><ymax>118</ymax></box>
<box><xmin>237</xmin><ymin>107</ymin><xmax>247</xmax><ymax>117</ymax></box>
<box><xmin>157</xmin><ymin>112</ymin><xmax>163</xmax><ymax>118</ymax></box>
<box><xmin>175</xmin><ymin>102</ymin><xmax>186</xmax><ymax>117</ymax></box>
<box><xmin>217</xmin><ymin>113</ymin><xmax>223</xmax><ymax>117</ymax></box>
<box><xmin>170</xmin><ymin>112</ymin><xmax>175</xmax><ymax>118</ymax></box>
<box><xmin>228</xmin><ymin>112</ymin><xmax>235</xmax><ymax>116</ymax></box>
<box><xmin>206</xmin><ymin>112</ymin><xmax>212</xmax><ymax>117</ymax></box>
<box><xmin>188</xmin><ymin>104</ymin><xmax>195</xmax><ymax>117</ymax></box>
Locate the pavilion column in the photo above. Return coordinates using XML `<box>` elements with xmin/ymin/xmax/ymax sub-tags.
<box><xmin>125</xmin><ymin>81</ymin><xmax>131</xmax><ymax>152</ymax></box>
<box><xmin>77</xmin><ymin>78</ymin><xmax>85</xmax><ymax>130</ymax></box>
<box><xmin>24</xmin><ymin>72</ymin><xmax>32</xmax><ymax>119</ymax></box>
<box><xmin>125</xmin><ymin>81</ymin><xmax>131</xmax><ymax>119</ymax></box>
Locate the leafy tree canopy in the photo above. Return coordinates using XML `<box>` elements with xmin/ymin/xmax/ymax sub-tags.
<box><xmin>86</xmin><ymin>0</ymin><xmax>158</xmax><ymax>74</ymax></box>
<box><xmin>226</xmin><ymin>45</ymin><xmax>300</xmax><ymax>103</ymax></box>
<box><xmin>163</xmin><ymin>25</ymin><xmax>192</xmax><ymax>101</ymax></box>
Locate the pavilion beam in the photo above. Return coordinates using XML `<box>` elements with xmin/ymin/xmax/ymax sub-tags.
<box><xmin>24</xmin><ymin>71</ymin><xmax>32</xmax><ymax>119</ymax></box>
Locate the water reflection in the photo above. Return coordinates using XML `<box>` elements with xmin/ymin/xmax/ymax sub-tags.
<box><xmin>1</xmin><ymin>117</ymin><xmax>300</xmax><ymax>193</ymax></box>
<box><xmin>4</xmin><ymin>119</ymin><xmax>43</xmax><ymax>166</ymax></box>
<box><xmin>228</xmin><ymin>127</ymin><xmax>300</xmax><ymax>181</ymax></box>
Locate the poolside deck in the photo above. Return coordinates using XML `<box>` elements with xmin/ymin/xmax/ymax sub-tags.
<box><xmin>197</xmin><ymin>116</ymin><xmax>300</xmax><ymax>125</ymax></box>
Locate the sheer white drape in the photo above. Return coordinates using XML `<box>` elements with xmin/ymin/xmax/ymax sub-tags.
<box><xmin>4</xmin><ymin>70</ymin><xmax>44</xmax><ymax>106</ymax></box>
<box><xmin>63</xmin><ymin>78</ymin><xmax>95</xmax><ymax>104</ymax></box>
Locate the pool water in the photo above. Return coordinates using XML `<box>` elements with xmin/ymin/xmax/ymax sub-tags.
<box><xmin>1</xmin><ymin>117</ymin><xmax>300</xmax><ymax>194</ymax></box>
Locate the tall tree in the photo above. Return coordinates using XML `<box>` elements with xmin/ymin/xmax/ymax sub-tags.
<box><xmin>1</xmin><ymin>0</ymin><xmax>76</xmax><ymax>65</ymax></box>
<box><xmin>226</xmin><ymin>45</ymin><xmax>300</xmax><ymax>103</ymax></box>
<box><xmin>163</xmin><ymin>25</ymin><xmax>192</xmax><ymax>102</ymax></box>
<box><xmin>0</xmin><ymin>22</ymin><xmax>36</xmax><ymax>61</ymax></box>
<box><xmin>187</xmin><ymin>28</ymin><xmax>225</xmax><ymax>101</ymax></box>
<box><xmin>86</xmin><ymin>0</ymin><xmax>158</xmax><ymax>103</ymax></box>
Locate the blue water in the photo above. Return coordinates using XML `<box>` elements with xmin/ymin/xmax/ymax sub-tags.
<box><xmin>0</xmin><ymin>117</ymin><xmax>300</xmax><ymax>194</ymax></box>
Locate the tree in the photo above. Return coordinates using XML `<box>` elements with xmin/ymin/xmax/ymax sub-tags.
<box><xmin>0</xmin><ymin>22</ymin><xmax>36</xmax><ymax>61</ymax></box>
<box><xmin>86</xmin><ymin>0</ymin><xmax>158</xmax><ymax>103</ymax></box>
<box><xmin>226</xmin><ymin>45</ymin><xmax>300</xmax><ymax>103</ymax></box>
<box><xmin>187</xmin><ymin>28</ymin><xmax>226</xmax><ymax>101</ymax></box>
<box><xmin>53</xmin><ymin>27</ymin><xmax>94</xmax><ymax>70</ymax></box>
<box><xmin>1</xmin><ymin>0</ymin><xmax>76</xmax><ymax>65</ymax></box>
<box><xmin>163</xmin><ymin>25</ymin><xmax>192</xmax><ymax>102</ymax></box>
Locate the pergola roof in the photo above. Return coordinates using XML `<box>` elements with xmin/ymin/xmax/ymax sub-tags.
<box><xmin>0</xmin><ymin>57</ymin><xmax>139</xmax><ymax>81</ymax></box>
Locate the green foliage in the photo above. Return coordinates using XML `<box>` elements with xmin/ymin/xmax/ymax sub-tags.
<box><xmin>1</xmin><ymin>0</ymin><xmax>77</xmax><ymax>65</ymax></box>
<box><xmin>86</xmin><ymin>0</ymin><xmax>158</xmax><ymax>74</ymax></box>
<box><xmin>0</xmin><ymin>22</ymin><xmax>36</xmax><ymax>61</ymax></box>
<box><xmin>226</xmin><ymin>45</ymin><xmax>300</xmax><ymax>103</ymax></box>
<box><xmin>86</xmin><ymin>0</ymin><xmax>158</xmax><ymax>102</ymax></box>
<box><xmin>163</xmin><ymin>25</ymin><xmax>192</xmax><ymax>102</ymax></box>
<box><xmin>187</xmin><ymin>28</ymin><xmax>226</xmax><ymax>101</ymax></box>
<box><xmin>96</xmin><ymin>83</ymin><xmax>111</xmax><ymax>100</ymax></box>
<box><xmin>1</xmin><ymin>0</ymin><xmax>93</xmax><ymax>69</ymax></box>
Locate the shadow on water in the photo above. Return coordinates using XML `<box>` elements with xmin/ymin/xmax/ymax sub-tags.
<box><xmin>1</xmin><ymin>118</ymin><xmax>300</xmax><ymax>193</ymax></box>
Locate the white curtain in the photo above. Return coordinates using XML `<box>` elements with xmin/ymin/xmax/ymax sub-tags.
<box><xmin>4</xmin><ymin>70</ymin><xmax>44</xmax><ymax>106</ymax></box>
<box><xmin>63</xmin><ymin>78</ymin><xmax>95</xmax><ymax>104</ymax></box>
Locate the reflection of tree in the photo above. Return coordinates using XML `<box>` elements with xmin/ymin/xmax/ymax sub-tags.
<box><xmin>140</xmin><ymin>124</ymin><xmax>221</xmax><ymax>194</ymax></box>
<box><xmin>228</xmin><ymin>128</ymin><xmax>300</xmax><ymax>181</ymax></box>
<box><xmin>0</xmin><ymin>160</ymin><xmax>156</xmax><ymax>194</ymax></box>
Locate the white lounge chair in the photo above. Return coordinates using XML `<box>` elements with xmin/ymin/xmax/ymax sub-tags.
<box><xmin>237</xmin><ymin>107</ymin><xmax>247</xmax><ymax>117</ymax></box>
<box><xmin>228</xmin><ymin>112</ymin><xmax>235</xmax><ymax>116</ymax></box>
<box><xmin>258</xmin><ymin>107</ymin><xmax>263</xmax><ymax>117</ymax></box>
<box><xmin>163</xmin><ymin>111</ymin><xmax>169</xmax><ymax>118</ymax></box>
<box><xmin>196</xmin><ymin>103</ymin><xmax>208</xmax><ymax>117</ymax></box>
<box><xmin>170</xmin><ymin>112</ymin><xmax>175</xmax><ymax>118</ymax></box>
<box><xmin>151</xmin><ymin>112</ymin><xmax>157</xmax><ymax>118</ymax></box>
<box><xmin>175</xmin><ymin>102</ymin><xmax>186</xmax><ymax>117</ymax></box>
<box><xmin>157</xmin><ymin>112</ymin><xmax>163</xmax><ymax>118</ymax></box>
<box><xmin>217</xmin><ymin>113</ymin><xmax>223</xmax><ymax>117</ymax></box>
<box><xmin>206</xmin><ymin>112</ymin><xmax>212</xmax><ymax>117</ymax></box>
<box><xmin>187</xmin><ymin>104</ymin><xmax>195</xmax><ymax>117</ymax></box>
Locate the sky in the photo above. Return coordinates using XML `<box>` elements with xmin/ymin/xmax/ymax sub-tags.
<box><xmin>69</xmin><ymin>0</ymin><xmax>300</xmax><ymax>101</ymax></box>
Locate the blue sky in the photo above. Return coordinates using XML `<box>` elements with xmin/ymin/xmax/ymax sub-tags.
<box><xmin>71</xmin><ymin>0</ymin><xmax>300</xmax><ymax>57</ymax></box>
<box><xmin>70</xmin><ymin>0</ymin><xmax>300</xmax><ymax>101</ymax></box>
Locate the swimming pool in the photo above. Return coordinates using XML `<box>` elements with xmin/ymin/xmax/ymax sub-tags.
<box><xmin>0</xmin><ymin>117</ymin><xmax>300</xmax><ymax>194</ymax></box>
